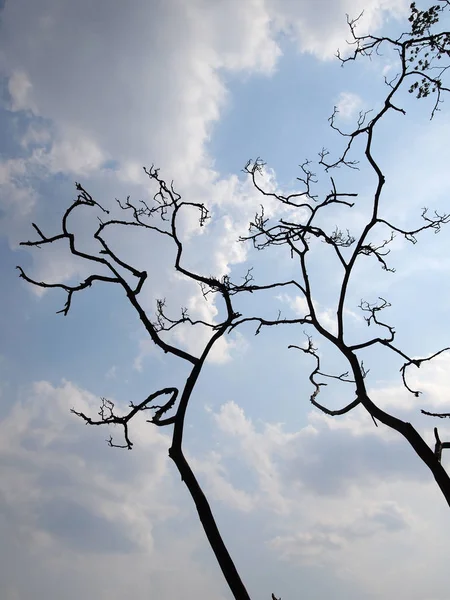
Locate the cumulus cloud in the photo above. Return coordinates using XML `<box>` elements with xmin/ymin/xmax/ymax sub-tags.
<box><xmin>0</xmin><ymin>380</ymin><xmax>173</xmax><ymax>530</ymax></box>
<box><xmin>0</xmin><ymin>0</ymin><xmax>409</xmax><ymax>227</ymax></box>
<box><xmin>267</xmin><ymin>0</ymin><xmax>407</xmax><ymax>60</ymax></box>
<box><xmin>0</xmin><ymin>0</ymin><xmax>412</xmax><ymax>339</ymax></box>
<box><xmin>0</xmin><ymin>0</ymin><xmax>278</xmax><ymax>185</ymax></box>
<box><xmin>205</xmin><ymin>394</ymin><xmax>450</xmax><ymax>597</ymax></box>
<box><xmin>212</xmin><ymin>398</ymin><xmax>424</xmax><ymax>505</ymax></box>
<box><xmin>213</xmin><ymin>400</ymin><xmax>303</xmax><ymax>514</ymax></box>
<box><xmin>1</xmin><ymin>1</ymin><xmax>447</xmax><ymax>598</ymax></box>
<box><xmin>45</xmin><ymin>127</ymin><xmax>106</xmax><ymax>176</ymax></box>
<box><xmin>191</xmin><ymin>450</ymin><xmax>255</xmax><ymax>512</ymax></box>
<box><xmin>0</xmin><ymin>379</ymin><xmax>228</xmax><ymax>600</ymax></box>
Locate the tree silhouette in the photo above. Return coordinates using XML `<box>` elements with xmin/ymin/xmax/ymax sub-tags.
<box><xmin>17</xmin><ymin>3</ymin><xmax>450</xmax><ymax>599</ymax></box>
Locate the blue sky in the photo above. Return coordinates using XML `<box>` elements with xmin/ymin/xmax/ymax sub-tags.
<box><xmin>2</xmin><ymin>1</ymin><xmax>450</xmax><ymax>599</ymax></box>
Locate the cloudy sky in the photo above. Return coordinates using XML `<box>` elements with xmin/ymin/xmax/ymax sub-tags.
<box><xmin>2</xmin><ymin>1</ymin><xmax>450</xmax><ymax>599</ymax></box>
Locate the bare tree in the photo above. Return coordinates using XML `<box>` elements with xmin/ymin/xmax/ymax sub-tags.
<box><xmin>17</xmin><ymin>2</ymin><xmax>450</xmax><ymax>599</ymax></box>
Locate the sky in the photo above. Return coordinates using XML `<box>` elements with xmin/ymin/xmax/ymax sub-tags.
<box><xmin>2</xmin><ymin>0</ymin><xmax>450</xmax><ymax>599</ymax></box>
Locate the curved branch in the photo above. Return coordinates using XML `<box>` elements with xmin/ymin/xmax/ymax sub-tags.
<box><xmin>288</xmin><ymin>337</ymin><xmax>362</xmax><ymax>416</ymax></box>
<box><xmin>16</xmin><ymin>267</ymin><xmax>120</xmax><ymax>316</ymax></box>
<box><xmin>71</xmin><ymin>388</ymin><xmax>179</xmax><ymax>449</ymax></box>
<box><xmin>400</xmin><ymin>347</ymin><xmax>450</xmax><ymax>396</ymax></box>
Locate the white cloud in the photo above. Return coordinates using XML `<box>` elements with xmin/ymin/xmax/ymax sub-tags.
<box><xmin>363</xmin><ymin>352</ymin><xmax>450</xmax><ymax>415</ymax></box>
<box><xmin>335</xmin><ymin>91</ymin><xmax>364</xmax><ymax>120</ymax></box>
<box><xmin>213</xmin><ymin>401</ymin><xmax>297</xmax><ymax>514</ymax></box>
<box><xmin>0</xmin><ymin>158</ymin><xmax>27</xmax><ymax>185</ymax></box>
<box><xmin>133</xmin><ymin>338</ymin><xmax>163</xmax><ymax>372</ymax></box>
<box><xmin>207</xmin><ymin>396</ymin><xmax>450</xmax><ymax>597</ymax></box>
<box><xmin>20</xmin><ymin>123</ymin><xmax>52</xmax><ymax>149</ymax></box>
<box><xmin>7</xmin><ymin>70</ymin><xmax>35</xmax><ymax>112</ymax></box>
<box><xmin>0</xmin><ymin>0</ymin><xmax>412</xmax><ymax>325</ymax></box>
<box><xmin>195</xmin><ymin>0</ymin><xmax>281</xmax><ymax>74</ymax></box>
<box><xmin>267</xmin><ymin>0</ymin><xmax>408</xmax><ymax>60</ymax></box>
<box><xmin>191</xmin><ymin>450</ymin><xmax>255</xmax><ymax>512</ymax></box>
<box><xmin>0</xmin><ymin>0</ymin><xmax>410</xmax><ymax>197</ymax></box>
<box><xmin>277</xmin><ymin>292</ymin><xmax>339</xmax><ymax>334</ymax></box>
<box><xmin>2</xmin><ymin>2</ymin><xmax>449</xmax><ymax>597</ymax></box>
<box><xmin>45</xmin><ymin>127</ymin><xmax>106</xmax><ymax>176</ymax></box>
<box><xmin>212</xmin><ymin>397</ymin><xmax>420</xmax><ymax>504</ymax></box>
<box><xmin>0</xmin><ymin>379</ymin><xmax>228</xmax><ymax>600</ymax></box>
<box><xmin>130</xmin><ymin>274</ymin><xmax>249</xmax><ymax>368</ymax></box>
<box><xmin>0</xmin><ymin>157</ymin><xmax>38</xmax><ymax>246</ymax></box>
<box><xmin>1</xmin><ymin>0</ymin><xmax>265</xmax><ymax>184</ymax></box>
